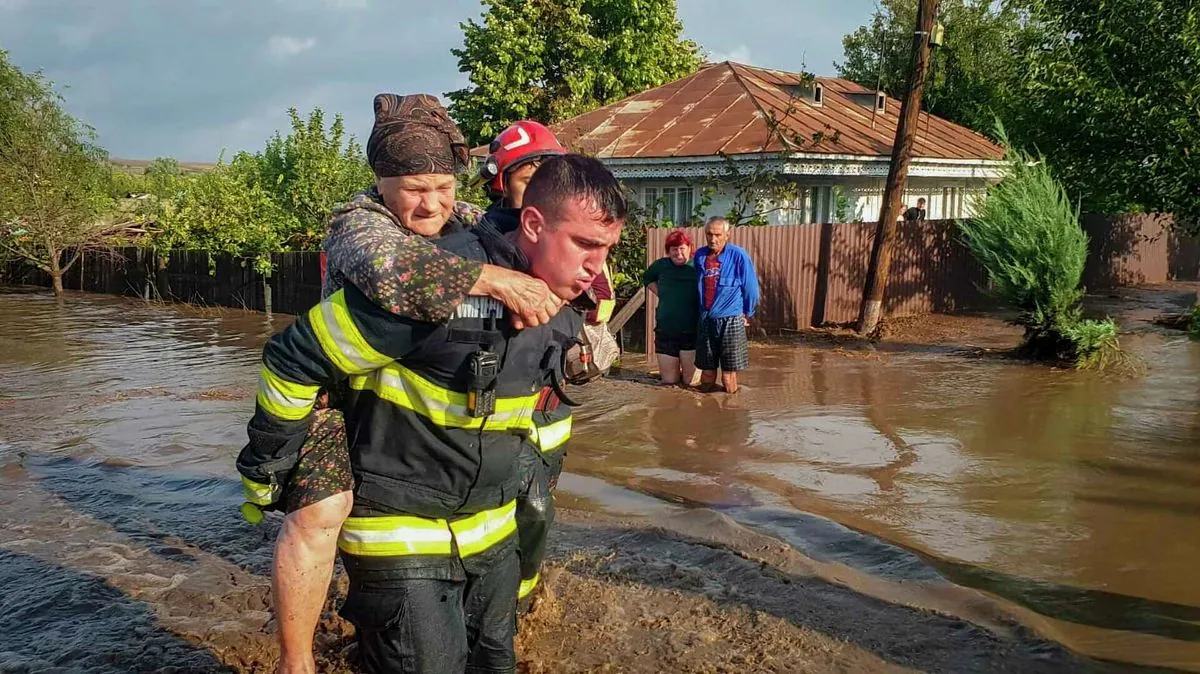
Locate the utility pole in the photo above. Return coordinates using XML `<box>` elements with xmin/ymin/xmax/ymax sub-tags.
<box><xmin>857</xmin><ymin>0</ymin><xmax>940</xmax><ymax>336</ymax></box>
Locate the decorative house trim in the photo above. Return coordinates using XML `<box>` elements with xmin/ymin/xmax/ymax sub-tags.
<box><xmin>604</xmin><ymin>154</ymin><xmax>1006</xmax><ymax>180</ymax></box>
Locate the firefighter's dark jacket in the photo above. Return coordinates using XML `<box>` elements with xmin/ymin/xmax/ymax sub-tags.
<box><xmin>236</xmin><ymin>217</ymin><xmax>584</xmax><ymax>527</ymax></box>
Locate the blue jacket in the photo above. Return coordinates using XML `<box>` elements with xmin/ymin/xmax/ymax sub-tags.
<box><xmin>694</xmin><ymin>243</ymin><xmax>759</xmax><ymax>320</ymax></box>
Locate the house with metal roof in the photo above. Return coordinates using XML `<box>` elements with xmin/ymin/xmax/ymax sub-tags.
<box><xmin>548</xmin><ymin>61</ymin><xmax>1006</xmax><ymax>224</ymax></box>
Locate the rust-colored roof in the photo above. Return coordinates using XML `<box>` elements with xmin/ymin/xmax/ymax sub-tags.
<box><xmin>538</xmin><ymin>62</ymin><xmax>1003</xmax><ymax>162</ymax></box>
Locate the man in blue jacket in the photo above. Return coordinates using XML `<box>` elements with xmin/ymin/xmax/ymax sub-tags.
<box><xmin>693</xmin><ymin>216</ymin><xmax>759</xmax><ymax>394</ymax></box>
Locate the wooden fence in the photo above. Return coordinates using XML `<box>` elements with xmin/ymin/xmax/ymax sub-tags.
<box><xmin>1</xmin><ymin>248</ymin><xmax>324</xmax><ymax>316</ymax></box>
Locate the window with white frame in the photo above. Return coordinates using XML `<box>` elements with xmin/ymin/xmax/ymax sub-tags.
<box><xmin>765</xmin><ymin>186</ymin><xmax>834</xmax><ymax>225</ymax></box>
<box><xmin>642</xmin><ymin>185</ymin><xmax>695</xmax><ymax>224</ymax></box>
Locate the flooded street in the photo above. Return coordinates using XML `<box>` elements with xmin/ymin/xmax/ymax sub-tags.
<box><xmin>1</xmin><ymin>288</ymin><xmax>1198</xmax><ymax>672</ymax></box>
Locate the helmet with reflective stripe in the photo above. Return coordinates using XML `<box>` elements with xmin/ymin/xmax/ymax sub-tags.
<box><xmin>478</xmin><ymin>121</ymin><xmax>566</xmax><ymax>194</ymax></box>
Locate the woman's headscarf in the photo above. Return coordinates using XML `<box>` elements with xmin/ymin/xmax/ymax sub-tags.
<box><xmin>366</xmin><ymin>93</ymin><xmax>468</xmax><ymax>177</ymax></box>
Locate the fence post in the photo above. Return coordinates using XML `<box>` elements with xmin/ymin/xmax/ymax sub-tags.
<box><xmin>263</xmin><ymin>272</ymin><xmax>273</xmax><ymax>316</ymax></box>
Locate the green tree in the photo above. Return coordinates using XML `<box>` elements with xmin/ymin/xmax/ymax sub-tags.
<box><xmin>255</xmin><ymin>107</ymin><xmax>373</xmax><ymax>248</ymax></box>
<box><xmin>1008</xmin><ymin>0</ymin><xmax>1200</xmax><ymax>229</ymax></box>
<box><xmin>837</xmin><ymin>0</ymin><xmax>1033</xmax><ymax>136</ymax></box>
<box><xmin>957</xmin><ymin>124</ymin><xmax>1120</xmax><ymax>369</ymax></box>
<box><xmin>448</xmin><ymin>0</ymin><xmax>702</xmax><ymax>146</ymax></box>
<box><xmin>147</xmin><ymin>107</ymin><xmax>373</xmax><ymax>268</ymax></box>
<box><xmin>0</xmin><ymin>50</ymin><xmax>125</xmax><ymax>297</ymax></box>
<box><xmin>153</xmin><ymin>152</ymin><xmax>295</xmax><ymax>274</ymax></box>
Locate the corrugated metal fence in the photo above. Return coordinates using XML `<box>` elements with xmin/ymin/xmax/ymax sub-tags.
<box><xmin>645</xmin><ymin>214</ymin><xmax>1200</xmax><ymax>356</ymax></box>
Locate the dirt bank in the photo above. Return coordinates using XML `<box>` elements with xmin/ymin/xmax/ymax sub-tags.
<box><xmin>172</xmin><ymin>509</ymin><xmax>1124</xmax><ymax>674</ymax></box>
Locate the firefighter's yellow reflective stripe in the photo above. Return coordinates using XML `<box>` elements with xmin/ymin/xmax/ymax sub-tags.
<box><xmin>350</xmin><ymin>363</ymin><xmax>538</xmax><ymax>431</ymax></box>
<box><xmin>256</xmin><ymin>365</ymin><xmax>319</xmax><ymax>421</ymax></box>
<box><xmin>450</xmin><ymin>500</ymin><xmax>517</xmax><ymax>558</ymax></box>
<box><xmin>594</xmin><ymin>298</ymin><xmax>615</xmax><ymax>323</ymax></box>
<box><xmin>339</xmin><ymin>515</ymin><xmax>455</xmax><ymax>556</ymax></box>
<box><xmin>530</xmin><ymin>416</ymin><xmax>572</xmax><ymax>453</ymax></box>
<box><xmin>308</xmin><ymin>290</ymin><xmax>391</xmax><ymax>375</ymax></box>
<box><xmin>241</xmin><ymin>475</ymin><xmax>276</xmax><ymax>506</ymax></box>
<box><xmin>338</xmin><ymin>501</ymin><xmax>517</xmax><ymax>558</ymax></box>
<box><xmin>518</xmin><ymin>573</ymin><xmax>540</xmax><ymax>599</ymax></box>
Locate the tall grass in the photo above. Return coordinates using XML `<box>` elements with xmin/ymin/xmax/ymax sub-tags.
<box><xmin>957</xmin><ymin>123</ymin><xmax>1121</xmax><ymax>369</ymax></box>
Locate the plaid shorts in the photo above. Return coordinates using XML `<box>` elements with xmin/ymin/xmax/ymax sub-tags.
<box><xmin>696</xmin><ymin>314</ymin><xmax>750</xmax><ymax>372</ymax></box>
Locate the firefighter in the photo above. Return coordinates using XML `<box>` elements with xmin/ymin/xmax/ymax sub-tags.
<box><xmin>257</xmin><ymin>95</ymin><xmax>569</xmax><ymax>674</ymax></box>
<box><xmin>238</xmin><ymin>153</ymin><xmax>626</xmax><ymax>673</ymax></box>
<box><xmin>477</xmin><ymin>121</ymin><xmax>619</xmax><ymax>609</ymax></box>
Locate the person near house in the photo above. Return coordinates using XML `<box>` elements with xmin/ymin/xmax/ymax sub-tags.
<box><xmin>643</xmin><ymin>229</ymin><xmax>700</xmax><ymax>386</ymax></box>
<box><xmin>477</xmin><ymin>119</ymin><xmax>618</xmax><ymax>609</ymax></box>
<box><xmin>903</xmin><ymin>198</ymin><xmax>927</xmax><ymax>222</ymax></box>
<box><xmin>245</xmin><ymin>94</ymin><xmax>568</xmax><ymax>674</ymax></box>
<box><xmin>693</xmin><ymin>216</ymin><xmax>759</xmax><ymax>394</ymax></box>
<box><xmin>238</xmin><ymin>153</ymin><xmax>626</xmax><ymax>674</ymax></box>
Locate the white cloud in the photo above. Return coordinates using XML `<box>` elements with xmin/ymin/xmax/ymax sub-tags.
<box><xmin>707</xmin><ymin>44</ymin><xmax>753</xmax><ymax>65</ymax></box>
<box><xmin>322</xmin><ymin>0</ymin><xmax>368</xmax><ymax>9</ymax></box>
<box><xmin>266</xmin><ymin>35</ymin><xmax>317</xmax><ymax>60</ymax></box>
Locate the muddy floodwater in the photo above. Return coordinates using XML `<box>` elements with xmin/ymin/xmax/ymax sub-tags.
<box><xmin>1</xmin><ymin>288</ymin><xmax>1198</xmax><ymax>672</ymax></box>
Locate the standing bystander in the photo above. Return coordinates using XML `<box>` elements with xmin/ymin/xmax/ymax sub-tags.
<box><xmin>693</xmin><ymin>217</ymin><xmax>759</xmax><ymax>394</ymax></box>
<box><xmin>643</xmin><ymin>229</ymin><xmax>700</xmax><ymax>386</ymax></box>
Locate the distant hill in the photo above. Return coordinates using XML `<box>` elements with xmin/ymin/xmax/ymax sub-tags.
<box><xmin>110</xmin><ymin>158</ymin><xmax>217</xmax><ymax>175</ymax></box>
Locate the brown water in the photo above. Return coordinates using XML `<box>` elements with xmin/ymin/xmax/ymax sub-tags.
<box><xmin>1</xmin><ymin>288</ymin><xmax>1198</xmax><ymax>672</ymax></box>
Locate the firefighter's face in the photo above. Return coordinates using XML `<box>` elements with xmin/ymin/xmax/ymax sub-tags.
<box><xmin>520</xmin><ymin>196</ymin><xmax>622</xmax><ymax>300</ymax></box>
<box><xmin>377</xmin><ymin>173</ymin><xmax>457</xmax><ymax>237</ymax></box>
<box><xmin>503</xmin><ymin>162</ymin><xmax>539</xmax><ymax>209</ymax></box>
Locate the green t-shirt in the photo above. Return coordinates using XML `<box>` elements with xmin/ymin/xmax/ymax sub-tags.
<box><xmin>643</xmin><ymin>257</ymin><xmax>700</xmax><ymax>336</ymax></box>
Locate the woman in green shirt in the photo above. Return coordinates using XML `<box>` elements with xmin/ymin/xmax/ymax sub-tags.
<box><xmin>643</xmin><ymin>229</ymin><xmax>701</xmax><ymax>386</ymax></box>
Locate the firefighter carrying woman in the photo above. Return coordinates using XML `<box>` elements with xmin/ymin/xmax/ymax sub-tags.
<box><xmin>237</xmin><ymin>92</ymin><xmax>620</xmax><ymax>674</ymax></box>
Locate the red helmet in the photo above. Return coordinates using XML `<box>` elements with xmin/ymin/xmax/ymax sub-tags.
<box><xmin>479</xmin><ymin>120</ymin><xmax>566</xmax><ymax>194</ymax></box>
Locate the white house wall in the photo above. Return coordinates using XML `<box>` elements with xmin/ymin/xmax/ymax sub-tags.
<box><xmin>620</xmin><ymin>176</ymin><xmax>990</xmax><ymax>225</ymax></box>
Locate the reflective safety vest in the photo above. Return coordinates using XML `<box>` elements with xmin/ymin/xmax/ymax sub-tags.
<box><xmin>528</xmin><ymin>387</ymin><xmax>572</xmax><ymax>461</ymax></box>
<box><xmin>340</xmin><ymin>499</ymin><xmax>518</xmax><ymax>558</ymax></box>
<box><xmin>241</xmin><ymin>218</ymin><xmax>583</xmax><ymax>565</ymax></box>
<box><xmin>337</xmin><ymin>228</ymin><xmax>581</xmax><ymax>559</ymax></box>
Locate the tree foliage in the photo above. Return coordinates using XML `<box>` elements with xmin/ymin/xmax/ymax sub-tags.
<box><xmin>146</xmin><ymin>107</ymin><xmax>372</xmax><ymax>271</ymax></box>
<box><xmin>840</xmin><ymin>0</ymin><xmax>1200</xmax><ymax>231</ymax></box>
<box><xmin>837</xmin><ymin>0</ymin><xmax>1032</xmax><ymax>136</ymax></box>
<box><xmin>606</xmin><ymin>194</ymin><xmax>676</xmax><ymax>298</ymax></box>
<box><xmin>957</xmin><ymin>124</ymin><xmax>1120</xmax><ymax>369</ymax></box>
<box><xmin>153</xmin><ymin>153</ymin><xmax>296</xmax><ymax>273</ymax></box>
<box><xmin>447</xmin><ymin>0</ymin><xmax>702</xmax><ymax>146</ymax></box>
<box><xmin>1008</xmin><ymin>0</ymin><xmax>1200</xmax><ymax>230</ymax></box>
<box><xmin>0</xmin><ymin>50</ymin><xmax>126</xmax><ymax>296</ymax></box>
<box><xmin>255</xmin><ymin>107</ymin><xmax>374</xmax><ymax>248</ymax></box>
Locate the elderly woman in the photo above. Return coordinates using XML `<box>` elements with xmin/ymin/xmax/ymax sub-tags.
<box><xmin>642</xmin><ymin>229</ymin><xmax>700</xmax><ymax>386</ymax></box>
<box><xmin>256</xmin><ymin>94</ymin><xmax>564</xmax><ymax>674</ymax></box>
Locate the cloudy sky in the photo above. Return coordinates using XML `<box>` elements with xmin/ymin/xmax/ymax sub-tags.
<box><xmin>0</xmin><ymin>0</ymin><xmax>876</xmax><ymax>162</ymax></box>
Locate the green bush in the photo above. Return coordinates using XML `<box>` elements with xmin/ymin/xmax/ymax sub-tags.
<box><xmin>1189</xmin><ymin>305</ymin><xmax>1200</xmax><ymax>340</ymax></box>
<box><xmin>607</xmin><ymin>196</ymin><xmax>676</xmax><ymax>299</ymax></box>
<box><xmin>957</xmin><ymin>123</ymin><xmax>1121</xmax><ymax>369</ymax></box>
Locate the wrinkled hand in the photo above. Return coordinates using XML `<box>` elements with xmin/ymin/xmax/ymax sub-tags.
<box><xmin>484</xmin><ymin>266</ymin><xmax>565</xmax><ymax>329</ymax></box>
